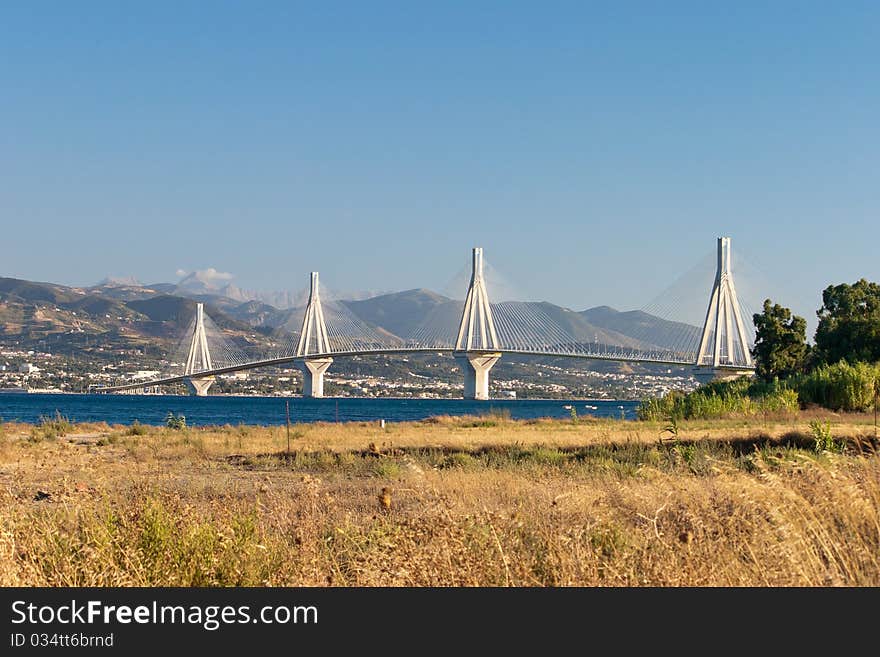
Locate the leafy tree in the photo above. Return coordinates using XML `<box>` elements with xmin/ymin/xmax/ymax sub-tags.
<box><xmin>751</xmin><ymin>299</ymin><xmax>809</xmax><ymax>381</ymax></box>
<box><xmin>814</xmin><ymin>279</ymin><xmax>880</xmax><ymax>365</ymax></box>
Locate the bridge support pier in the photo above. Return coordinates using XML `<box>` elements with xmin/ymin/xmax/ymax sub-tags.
<box><xmin>456</xmin><ymin>352</ymin><xmax>501</xmax><ymax>400</ymax></box>
<box><xmin>453</xmin><ymin>248</ymin><xmax>502</xmax><ymax>400</ymax></box>
<box><xmin>183</xmin><ymin>303</ymin><xmax>215</xmax><ymax>396</ymax></box>
<box><xmin>696</xmin><ymin>237</ymin><xmax>753</xmax><ymax>369</ymax></box>
<box><xmin>186</xmin><ymin>376</ymin><xmax>215</xmax><ymax>396</ymax></box>
<box><xmin>691</xmin><ymin>368</ymin><xmax>754</xmax><ymax>387</ymax></box>
<box><xmin>692</xmin><ymin>237</ymin><xmax>756</xmax><ymax>384</ymax></box>
<box><xmin>295</xmin><ymin>272</ymin><xmax>334</xmax><ymax>398</ymax></box>
<box><xmin>300</xmin><ymin>357</ymin><xmax>333</xmax><ymax>398</ymax></box>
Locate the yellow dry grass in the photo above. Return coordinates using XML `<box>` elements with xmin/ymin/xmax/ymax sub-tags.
<box><xmin>0</xmin><ymin>413</ymin><xmax>877</xmax><ymax>586</ymax></box>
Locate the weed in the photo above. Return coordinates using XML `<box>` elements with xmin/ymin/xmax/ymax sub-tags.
<box><xmin>590</xmin><ymin>525</ymin><xmax>627</xmax><ymax>559</ymax></box>
<box><xmin>673</xmin><ymin>444</ymin><xmax>700</xmax><ymax>473</ymax></box>
<box><xmin>441</xmin><ymin>452</ymin><xmax>479</xmax><ymax>469</ymax></box>
<box><xmin>373</xmin><ymin>459</ymin><xmax>401</xmax><ymax>479</ymax></box>
<box><xmin>809</xmin><ymin>419</ymin><xmax>842</xmax><ymax>453</ymax></box>
<box><xmin>128</xmin><ymin>420</ymin><xmax>148</xmax><ymax>436</ymax></box>
<box><xmin>29</xmin><ymin>411</ymin><xmax>73</xmax><ymax>442</ymax></box>
<box><xmin>96</xmin><ymin>433</ymin><xmax>121</xmax><ymax>447</ymax></box>
<box><xmin>530</xmin><ymin>447</ymin><xmax>567</xmax><ymax>466</ymax></box>
<box><xmin>663</xmin><ymin>414</ymin><xmax>680</xmax><ymax>442</ymax></box>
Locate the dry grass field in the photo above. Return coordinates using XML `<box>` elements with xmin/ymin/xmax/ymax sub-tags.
<box><xmin>1</xmin><ymin>411</ymin><xmax>878</xmax><ymax>586</ymax></box>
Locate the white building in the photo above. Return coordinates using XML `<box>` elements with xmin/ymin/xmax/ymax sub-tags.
<box><xmin>132</xmin><ymin>370</ymin><xmax>161</xmax><ymax>380</ymax></box>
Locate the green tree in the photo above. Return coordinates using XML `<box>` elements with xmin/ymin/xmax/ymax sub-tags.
<box><xmin>814</xmin><ymin>279</ymin><xmax>880</xmax><ymax>365</ymax></box>
<box><xmin>751</xmin><ymin>299</ymin><xmax>809</xmax><ymax>381</ymax></box>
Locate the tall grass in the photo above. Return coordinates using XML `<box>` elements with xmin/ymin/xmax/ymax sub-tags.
<box><xmin>6</xmin><ymin>498</ymin><xmax>283</xmax><ymax>586</ymax></box>
<box><xmin>639</xmin><ymin>377</ymin><xmax>798</xmax><ymax>421</ymax></box>
<box><xmin>1</xmin><ymin>422</ymin><xmax>877</xmax><ymax>586</ymax></box>
<box><xmin>29</xmin><ymin>411</ymin><xmax>74</xmax><ymax>442</ymax></box>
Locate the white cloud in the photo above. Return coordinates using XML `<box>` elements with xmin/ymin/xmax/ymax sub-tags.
<box><xmin>195</xmin><ymin>267</ymin><xmax>235</xmax><ymax>283</ymax></box>
<box><xmin>175</xmin><ymin>267</ymin><xmax>236</xmax><ymax>292</ymax></box>
<box><xmin>176</xmin><ymin>267</ymin><xmax>235</xmax><ymax>283</ymax></box>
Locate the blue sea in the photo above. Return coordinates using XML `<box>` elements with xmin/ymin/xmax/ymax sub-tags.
<box><xmin>0</xmin><ymin>393</ymin><xmax>640</xmax><ymax>426</ymax></box>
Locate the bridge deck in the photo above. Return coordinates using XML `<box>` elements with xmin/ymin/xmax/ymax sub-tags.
<box><xmin>93</xmin><ymin>347</ymin><xmax>751</xmax><ymax>393</ymax></box>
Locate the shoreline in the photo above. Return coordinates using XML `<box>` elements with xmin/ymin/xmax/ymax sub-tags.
<box><xmin>0</xmin><ymin>389</ymin><xmax>639</xmax><ymax>403</ymax></box>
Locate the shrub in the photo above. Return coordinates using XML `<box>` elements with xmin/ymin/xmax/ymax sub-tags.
<box><xmin>795</xmin><ymin>361</ymin><xmax>880</xmax><ymax>412</ymax></box>
<box><xmin>165</xmin><ymin>412</ymin><xmax>187</xmax><ymax>430</ymax></box>
<box><xmin>128</xmin><ymin>420</ymin><xmax>148</xmax><ymax>436</ymax></box>
<box><xmin>29</xmin><ymin>411</ymin><xmax>73</xmax><ymax>442</ymax></box>
<box><xmin>641</xmin><ymin>361</ymin><xmax>880</xmax><ymax>419</ymax></box>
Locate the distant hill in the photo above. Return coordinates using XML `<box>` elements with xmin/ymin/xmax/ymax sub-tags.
<box><xmin>342</xmin><ymin>290</ymin><xmax>668</xmax><ymax>351</ymax></box>
<box><xmin>516</xmin><ymin>301</ymin><xmax>646</xmax><ymax>349</ymax></box>
<box><xmin>0</xmin><ymin>277</ymin><xmax>258</xmax><ymax>353</ymax></box>
<box><xmin>126</xmin><ymin>296</ymin><xmax>198</xmax><ymax>324</ymax></box>
<box><xmin>126</xmin><ymin>295</ymin><xmax>249</xmax><ymax>332</ymax></box>
<box><xmin>1</xmin><ymin>274</ymin><xmax>702</xmax><ymax>358</ymax></box>
<box><xmin>223</xmin><ymin>299</ymin><xmax>284</xmax><ymax>328</ymax></box>
<box><xmin>0</xmin><ymin>277</ymin><xmax>81</xmax><ymax>305</ymax></box>
<box><xmin>342</xmin><ymin>289</ymin><xmax>454</xmax><ymax>339</ymax></box>
<box><xmin>0</xmin><ymin>277</ymin><xmax>148</xmax><ymax>347</ymax></box>
<box><xmin>580</xmin><ymin>306</ymin><xmax>701</xmax><ymax>352</ymax></box>
<box><xmin>130</xmin><ymin>270</ymin><xmax>387</xmax><ymax>310</ymax></box>
<box><xmin>88</xmin><ymin>280</ymin><xmax>164</xmax><ymax>302</ymax></box>
<box><xmin>0</xmin><ymin>277</ymin><xmax>140</xmax><ymax>321</ymax></box>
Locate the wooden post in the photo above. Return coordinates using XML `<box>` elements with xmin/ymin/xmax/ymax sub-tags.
<box><xmin>874</xmin><ymin>378</ymin><xmax>878</xmax><ymax>439</ymax></box>
<box><xmin>286</xmin><ymin>399</ymin><xmax>291</xmax><ymax>453</ymax></box>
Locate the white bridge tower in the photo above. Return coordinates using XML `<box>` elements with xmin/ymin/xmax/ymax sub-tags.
<box><xmin>453</xmin><ymin>247</ymin><xmax>502</xmax><ymax>400</ymax></box>
<box><xmin>696</xmin><ymin>236</ymin><xmax>753</xmax><ymax>374</ymax></box>
<box><xmin>296</xmin><ymin>272</ymin><xmax>333</xmax><ymax>397</ymax></box>
<box><xmin>184</xmin><ymin>302</ymin><xmax>215</xmax><ymax>396</ymax></box>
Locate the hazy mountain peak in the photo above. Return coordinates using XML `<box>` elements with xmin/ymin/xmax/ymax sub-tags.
<box><xmin>583</xmin><ymin>305</ymin><xmax>620</xmax><ymax>314</ymax></box>
<box><xmin>96</xmin><ymin>276</ymin><xmax>142</xmax><ymax>287</ymax></box>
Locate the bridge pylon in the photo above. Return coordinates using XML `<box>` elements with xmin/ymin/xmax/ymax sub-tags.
<box><xmin>695</xmin><ymin>237</ymin><xmax>753</xmax><ymax>379</ymax></box>
<box><xmin>184</xmin><ymin>302</ymin><xmax>215</xmax><ymax>396</ymax></box>
<box><xmin>296</xmin><ymin>272</ymin><xmax>333</xmax><ymax>398</ymax></box>
<box><xmin>453</xmin><ymin>247</ymin><xmax>501</xmax><ymax>400</ymax></box>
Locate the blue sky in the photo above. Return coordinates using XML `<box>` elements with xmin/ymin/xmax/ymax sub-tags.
<box><xmin>1</xmin><ymin>2</ymin><xmax>877</xmax><ymax>333</ymax></box>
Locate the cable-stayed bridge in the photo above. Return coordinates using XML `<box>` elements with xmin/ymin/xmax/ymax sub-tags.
<box><xmin>94</xmin><ymin>237</ymin><xmax>756</xmax><ymax>399</ymax></box>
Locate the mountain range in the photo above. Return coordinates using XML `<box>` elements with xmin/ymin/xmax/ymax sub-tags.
<box><xmin>0</xmin><ymin>275</ymin><xmax>701</xmax><ymax>356</ymax></box>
